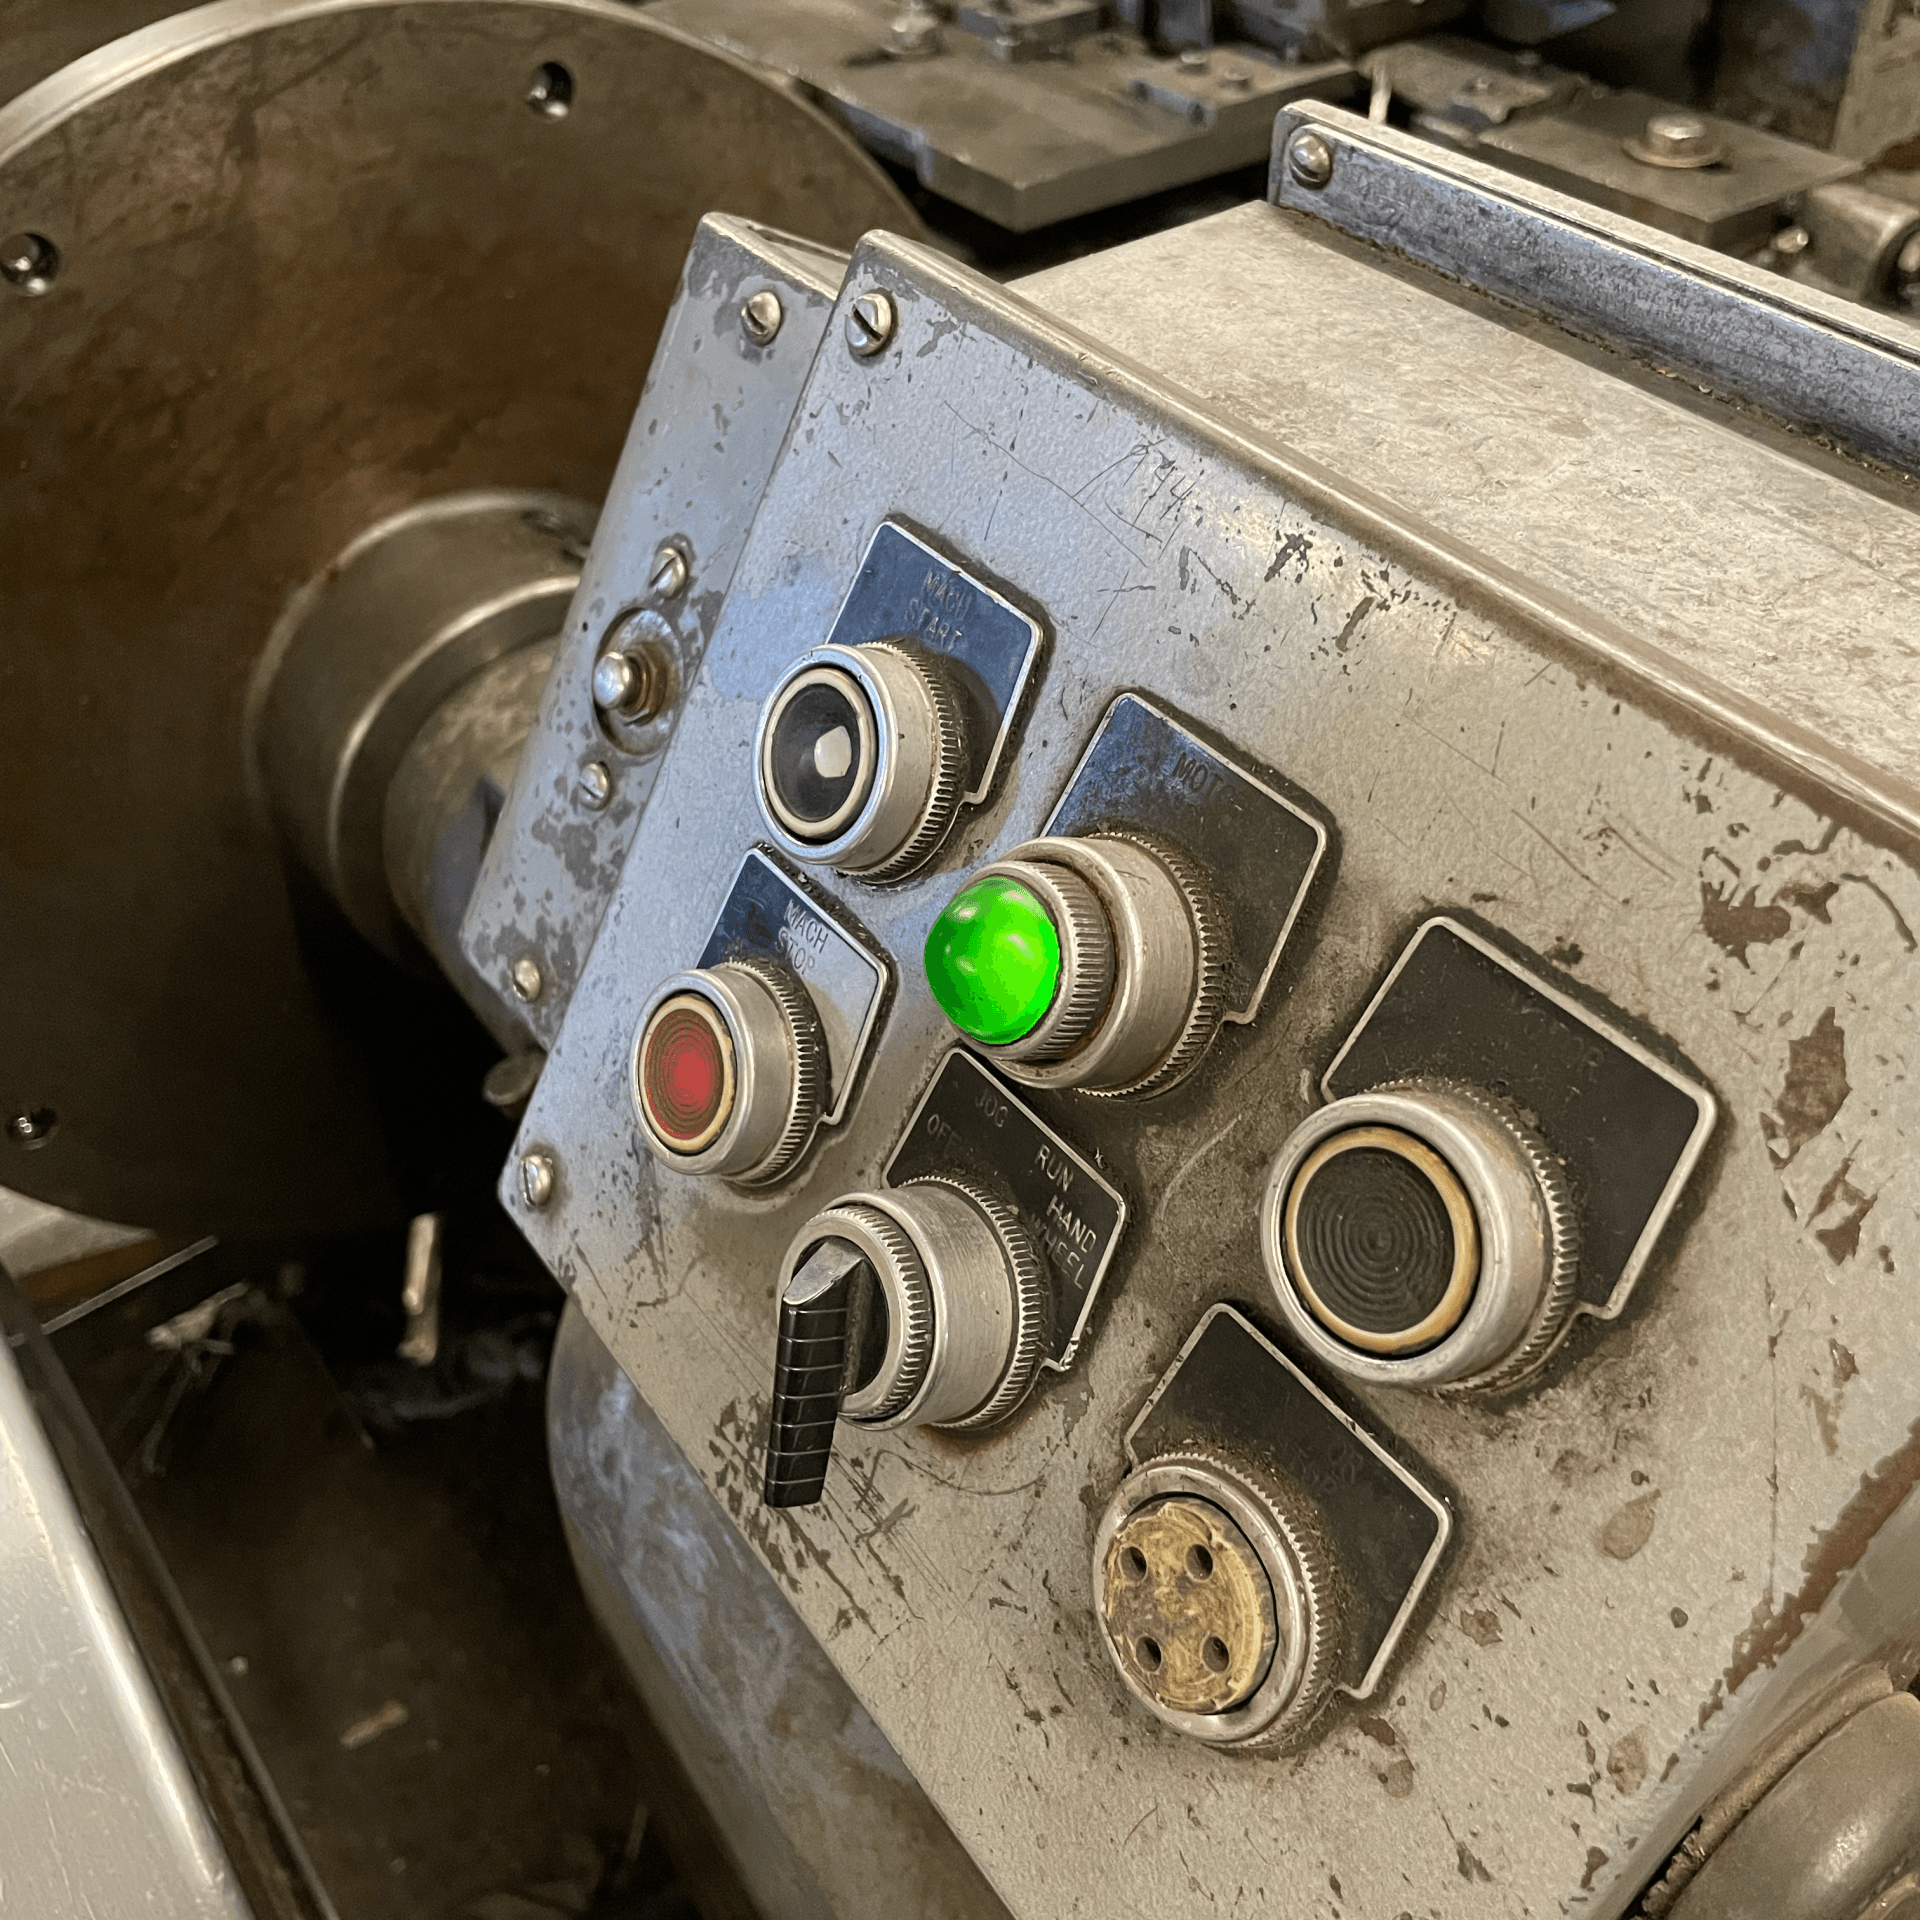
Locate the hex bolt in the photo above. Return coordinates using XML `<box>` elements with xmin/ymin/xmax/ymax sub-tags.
<box><xmin>741</xmin><ymin>289</ymin><xmax>784</xmax><ymax>345</ymax></box>
<box><xmin>576</xmin><ymin>760</ymin><xmax>613</xmax><ymax>811</ymax></box>
<box><xmin>519</xmin><ymin>1151</ymin><xmax>557</xmax><ymax>1208</ymax></box>
<box><xmin>1625</xmin><ymin>111</ymin><xmax>1727</xmax><ymax>169</ymax></box>
<box><xmin>591</xmin><ymin>639</ymin><xmax>670</xmax><ymax>722</ymax></box>
<box><xmin>648</xmin><ymin>541</ymin><xmax>690</xmax><ymax>600</ymax></box>
<box><xmin>1286</xmin><ymin>129</ymin><xmax>1334</xmax><ymax>190</ymax></box>
<box><xmin>845</xmin><ymin>290</ymin><xmax>896</xmax><ymax>358</ymax></box>
<box><xmin>510</xmin><ymin>954</ymin><xmax>545</xmax><ymax>1003</ymax></box>
<box><xmin>1774</xmin><ymin>223</ymin><xmax>1812</xmax><ymax>260</ymax></box>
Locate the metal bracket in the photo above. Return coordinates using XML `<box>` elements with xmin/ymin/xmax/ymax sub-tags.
<box><xmin>1267</xmin><ymin>101</ymin><xmax>1920</xmax><ymax>479</ymax></box>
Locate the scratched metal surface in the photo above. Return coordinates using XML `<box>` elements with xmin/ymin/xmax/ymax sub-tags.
<box><xmin>461</xmin><ymin>215</ymin><xmax>869</xmax><ymax>1042</ymax></box>
<box><xmin>506</xmin><ymin>229</ymin><xmax>1920</xmax><ymax>1918</ymax></box>
<box><xmin>0</xmin><ymin>1331</ymin><xmax>254</xmax><ymax>1918</ymax></box>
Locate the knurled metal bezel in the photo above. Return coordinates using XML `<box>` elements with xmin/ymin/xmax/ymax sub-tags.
<box><xmin>806</xmin><ymin>1199</ymin><xmax>934</xmax><ymax>1423</ymax></box>
<box><xmin>1093</xmin><ymin>1446</ymin><xmax>1341</xmax><ymax>1750</ymax></box>
<box><xmin>968</xmin><ymin>856</ymin><xmax>1114</xmax><ymax>1064</ymax></box>
<box><xmin>854</xmin><ymin>640</ymin><xmax>967</xmax><ymax>884</ymax></box>
<box><xmin>1086</xmin><ymin>831</ymin><xmax>1226</xmax><ymax>1100</ymax></box>
<box><xmin>904</xmin><ymin>1174</ymin><xmax>1050</xmax><ymax>1432</ymax></box>
<box><xmin>722</xmin><ymin>956</ymin><xmax>826</xmax><ymax>1187</ymax></box>
<box><xmin>1388</xmin><ymin>1078</ymin><xmax>1581</xmax><ymax>1395</ymax></box>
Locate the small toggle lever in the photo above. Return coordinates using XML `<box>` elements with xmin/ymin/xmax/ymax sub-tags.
<box><xmin>759</xmin><ymin>1184</ymin><xmax>1048</xmax><ymax>1511</ymax></box>
<box><xmin>763</xmin><ymin>1238</ymin><xmax>874</xmax><ymax>1508</ymax></box>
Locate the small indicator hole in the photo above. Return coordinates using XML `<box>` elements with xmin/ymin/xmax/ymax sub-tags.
<box><xmin>1121</xmin><ymin>1546</ymin><xmax>1148</xmax><ymax>1580</ymax></box>
<box><xmin>526</xmin><ymin>61</ymin><xmax>573</xmax><ymax>117</ymax></box>
<box><xmin>1186</xmin><ymin>1544</ymin><xmax>1214</xmax><ymax>1580</ymax></box>
<box><xmin>1202</xmin><ymin>1636</ymin><xmax>1230</xmax><ymax>1673</ymax></box>
<box><xmin>1137</xmin><ymin>1637</ymin><xmax>1163</xmax><ymax>1671</ymax></box>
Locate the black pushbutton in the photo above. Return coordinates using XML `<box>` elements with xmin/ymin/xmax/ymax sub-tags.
<box><xmin>761</xmin><ymin>668</ymin><xmax>874</xmax><ymax>841</ymax></box>
<box><xmin>1281</xmin><ymin>1124</ymin><xmax>1479</xmax><ymax>1357</ymax></box>
<box><xmin>1288</xmin><ymin>1142</ymin><xmax>1459</xmax><ymax>1342</ymax></box>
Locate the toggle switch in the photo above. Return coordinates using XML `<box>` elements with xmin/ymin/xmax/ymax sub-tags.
<box><xmin>629</xmin><ymin>960</ymin><xmax>823</xmax><ymax>1184</ymax></box>
<box><xmin>1259</xmin><ymin>1080</ymin><xmax>1579</xmax><ymax>1392</ymax></box>
<box><xmin>754</xmin><ymin>641</ymin><xmax>966</xmax><ymax>882</ymax></box>
<box><xmin>924</xmin><ymin>834</ymin><xmax>1222</xmax><ymax>1096</ymax></box>
<box><xmin>762</xmin><ymin>1178</ymin><xmax>1048</xmax><ymax>1508</ymax></box>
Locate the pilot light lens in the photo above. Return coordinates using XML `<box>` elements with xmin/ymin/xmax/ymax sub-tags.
<box><xmin>638</xmin><ymin>994</ymin><xmax>734</xmax><ymax>1153</ymax></box>
<box><xmin>924</xmin><ymin>876</ymin><xmax>1062</xmax><ymax>1046</ymax></box>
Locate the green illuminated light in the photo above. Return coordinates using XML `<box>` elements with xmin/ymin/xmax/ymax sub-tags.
<box><xmin>924</xmin><ymin>875</ymin><xmax>1061</xmax><ymax>1046</ymax></box>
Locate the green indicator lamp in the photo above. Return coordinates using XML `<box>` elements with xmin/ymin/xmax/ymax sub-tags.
<box><xmin>924</xmin><ymin>875</ymin><xmax>1062</xmax><ymax>1046</ymax></box>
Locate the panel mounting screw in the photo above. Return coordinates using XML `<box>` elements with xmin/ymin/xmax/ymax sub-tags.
<box><xmin>519</xmin><ymin>1151</ymin><xmax>556</xmax><ymax>1208</ymax></box>
<box><xmin>846</xmin><ymin>290</ymin><xmax>896</xmax><ymax>358</ymax></box>
<box><xmin>648</xmin><ymin>541</ymin><xmax>690</xmax><ymax>600</ymax></box>
<box><xmin>741</xmin><ymin>289</ymin><xmax>784</xmax><ymax>345</ymax></box>
<box><xmin>510</xmin><ymin>955</ymin><xmax>545</xmax><ymax>1003</ymax></box>
<box><xmin>6</xmin><ymin>1108</ymin><xmax>56</xmax><ymax>1147</ymax></box>
<box><xmin>1286</xmin><ymin>128</ymin><xmax>1334</xmax><ymax>189</ymax></box>
<box><xmin>576</xmin><ymin>760</ymin><xmax>612</xmax><ymax>811</ymax></box>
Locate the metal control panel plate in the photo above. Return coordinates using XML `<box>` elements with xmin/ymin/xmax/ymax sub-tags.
<box><xmin>509</xmin><ymin>224</ymin><xmax>1920</xmax><ymax>1920</ymax></box>
<box><xmin>886</xmin><ymin>1047</ymin><xmax>1127</xmax><ymax>1369</ymax></box>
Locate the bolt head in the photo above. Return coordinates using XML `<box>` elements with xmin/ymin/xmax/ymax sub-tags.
<box><xmin>1</xmin><ymin>231</ymin><xmax>58</xmax><ymax>295</ymax></box>
<box><xmin>576</xmin><ymin>760</ymin><xmax>613</xmax><ymax>810</ymax></box>
<box><xmin>1773</xmin><ymin>223</ymin><xmax>1812</xmax><ymax>260</ymax></box>
<box><xmin>510</xmin><ymin>955</ymin><xmax>544</xmax><ymax>1003</ymax></box>
<box><xmin>845</xmin><ymin>290</ymin><xmax>897</xmax><ymax>358</ymax></box>
<box><xmin>1893</xmin><ymin>231</ymin><xmax>1920</xmax><ymax>306</ymax></box>
<box><xmin>6</xmin><ymin>1109</ymin><xmax>55</xmax><ymax>1146</ymax></box>
<box><xmin>741</xmin><ymin>289</ymin><xmax>784</xmax><ymax>345</ymax></box>
<box><xmin>887</xmin><ymin>7</ymin><xmax>944</xmax><ymax>58</ymax></box>
<box><xmin>1286</xmin><ymin>128</ymin><xmax>1334</xmax><ymax>190</ymax></box>
<box><xmin>648</xmin><ymin>542</ymin><xmax>690</xmax><ymax>600</ymax></box>
<box><xmin>519</xmin><ymin>1152</ymin><xmax>556</xmax><ymax>1208</ymax></box>
<box><xmin>1626</xmin><ymin>111</ymin><xmax>1726</xmax><ymax>168</ymax></box>
<box><xmin>591</xmin><ymin>650</ymin><xmax>641</xmax><ymax>715</ymax></box>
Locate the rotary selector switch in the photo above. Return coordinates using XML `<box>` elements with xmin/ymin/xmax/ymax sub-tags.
<box><xmin>629</xmin><ymin>960</ymin><xmax>823</xmax><ymax>1185</ymax></box>
<box><xmin>1259</xmin><ymin>1080</ymin><xmax>1579</xmax><ymax>1392</ymax></box>
<box><xmin>754</xmin><ymin>641</ymin><xmax>966</xmax><ymax>883</ymax></box>
<box><xmin>1092</xmin><ymin>1450</ymin><xmax>1343</xmax><ymax>1749</ymax></box>
<box><xmin>762</xmin><ymin>1178</ymin><xmax>1048</xmax><ymax>1508</ymax></box>
<box><xmin>924</xmin><ymin>835</ymin><xmax>1222</xmax><ymax>1096</ymax></box>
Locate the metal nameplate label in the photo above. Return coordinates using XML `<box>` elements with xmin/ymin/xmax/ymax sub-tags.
<box><xmin>824</xmin><ymin>519</ymin><xmax>1044</xmax><ymax>805</ymax></box>
<box><xmin>1045</xmin><ymin>693</ymin><xmax>1332</xmax><ymax>1022</ymax></box>
<box><xmin>885</xmin><ymin>1048</ymin><xmax>1126</xmax><ymax>1370</ymax></box>
<box><xmin>697</xmin><ymin>850</ymin><xmax>890</xmax><ymax>1126</ymax></box>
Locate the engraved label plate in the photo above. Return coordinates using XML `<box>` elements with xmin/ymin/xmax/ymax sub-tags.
<box><xmin>886</xmin><ymin>1048</ymin><xmax>1127</xmax><ymax>1368</ymax></box>
<box><xmin>698</xmin><ymin>850</ymin><xmax>891</xmax><ymax>1125</ymax></box>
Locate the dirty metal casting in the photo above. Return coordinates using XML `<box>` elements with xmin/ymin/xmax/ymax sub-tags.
<box><xmin>509</xmin><ymin>201</ymin><xmax>1920</xmax><ymax>1918</ymax></box>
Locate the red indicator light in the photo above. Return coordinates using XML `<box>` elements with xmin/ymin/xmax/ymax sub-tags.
<box><xmin>639</xmin><ymin>995</ymin><xmax>734</xmax><ymax>1153</ymax></box>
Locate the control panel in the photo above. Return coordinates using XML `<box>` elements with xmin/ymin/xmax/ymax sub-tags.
<box><xmin>487</xmin><ymin>220</ymin><xmax>1920</xmax><ymax>1920</ymax></box>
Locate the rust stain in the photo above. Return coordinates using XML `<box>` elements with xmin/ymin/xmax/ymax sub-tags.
<box><xmin>1598</xmin><ymin>1491</ymin><xmax>1660</xmax><ymax>1561</ymax></box>
<box><xmin>1580</xmin><ymin>1846</ymin><xmax>1610</xmax><ymax>1891</ymax></box>
<box><xmin>1699</xmin><ymin>878</ymin><xmax>1790</xmax><ymax>965</ymax></box>
<box><xmin>1458</xmin><ymin>1606</ymin><xmax>1503</xmax><ymax>1646</ymax></box>
<box><xmin>1775</xmin><ymin>879</ymin><xmax>1839</xmax><ymax>923</ymax></box>
<box><xmin>1808</xmin><ymin>1157</ymin><xmax>1878</xmax><ymax>1264</ymax></box>
<box><xmin>1606</xmin><ymin>1729</ymin><xmax>1648</xmax><ymax>1797</ymax></box>
<box><xmin>1724</xmin><ymin>1415</ymin><xmax>1920</xmax><ymax>1695</ymax></box>
<box><xmin>1762</xmin><ymin>1009</ymin><xmax>1850</xmax><ymax>1167</ymax></box>
<box><xmin>1801</xmin><ymin>1385</ymin><xmax>1841</xmax><ymax>1456</ymax></box>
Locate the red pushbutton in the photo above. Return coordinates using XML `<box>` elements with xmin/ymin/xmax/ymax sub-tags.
<box><xmin>638</xmin><ymin>994</ymin><xmax>735</xmax><ymax>1153</ymax></box>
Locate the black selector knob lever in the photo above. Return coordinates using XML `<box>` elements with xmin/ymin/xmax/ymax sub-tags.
<box><xmin>763</xmin><ymin>1239</ymin><xmax>874</xmax><ymax>1509</ymax></box>
<box><xmin>760</xmin><ymin>1182</ymin><xmax>1048</xmax><ymax>1511</ymax></box>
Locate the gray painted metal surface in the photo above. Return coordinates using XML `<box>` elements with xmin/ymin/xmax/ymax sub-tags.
<box><xmin>548</xmin><ymin>1300</ymin><xmax>1009</xmax><ymax>1920</ymax></box>
<box><xmin>506</xmin><ymin>221</ymin><xmax>1920</xmax><ymax>1917</ymax></box>
<box><xmin>462</xmin><ymin>216</ymin><xmax>856</xmax><ymax>1044</ymax></box>
<box><xmin>0</xmin><ymin>1325</ymin><xmax>254</xmax><ymax>1919</ymax></box>
<box><xmin>1267</xmin><ymin>101</ymin><xmax>1920</xmax><ymax>483</ymax></box>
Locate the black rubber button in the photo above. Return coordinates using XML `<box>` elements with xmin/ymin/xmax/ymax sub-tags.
<box><xmin>1291</xmin><ymin>1145</ymin><xmax>1458</xmax><ymax>1338</ymax></box>
<box><xmin>766</xmin><ymin>675</ymin><xmax>872</xmax><ymax>836</ymax></box>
